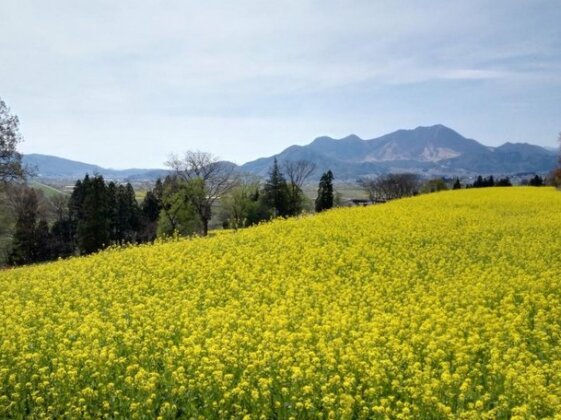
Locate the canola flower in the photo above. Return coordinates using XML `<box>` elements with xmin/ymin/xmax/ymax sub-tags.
<box><xmin>1</xmin><ymin>187</ymin><xmax>561</xmax><ymax>418</ymax></box>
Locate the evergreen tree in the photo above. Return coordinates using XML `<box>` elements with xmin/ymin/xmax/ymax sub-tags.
<box><xmin>452</xmin><ymin>178</ymin><xmax>461</xmax><ymax>190</ymax></box>
<box><xmin>529</xmin><ymin>175</ymin><xmax>544</xmax><ymax>186</ymax></box>
<box><xmin>49</xmin><ymin>217</ymin><xmax>74</xmax><ymax>259</ymax></box>
<box><xmin>114</xmin><ymin>183</ymin><xmax>140</xmax><ymax>244</ymax></box>
<box><xmin>34</xmin><ymin>219</ymin><xmax>51</xmax><ymax>262</ymax></box>
<box><xmin>139</xmin><ymin>189</ymin><xmax>162</xmax><ymax>242</ymax></box>
<box><xmin>262</xmin><ymin>158</ymin><xmax>290</xmax><ymax>217</ymax></box>
<box><xmin>496</xmin><ymin>177</ymin><xmax>512</xmax><ymax>187</ymax></box>
<box><xmin>142</xmin><ymin>190</ymin><xmax>161</xmax><ymax>222</ymax></box>
<box><xmin>74</xmin><ymin>175</ymin><xmax>111</xmax><ymax>254</ymax></box>
<box><xmin>9</xmin><ymin>187</ymin><xmax>39</xmax><ymax>265</ymax></box>
<box><xmin>315</xmin><ymin>170</ymin><xmax>334</xmax><ymax>212</ymax></box>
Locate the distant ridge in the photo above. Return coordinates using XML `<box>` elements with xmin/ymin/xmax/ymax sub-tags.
<box><xmin>241</xmin><ymin>125</ymin><xmax>557</xmax><ymax>179</ymax></box>
<box><xmin>24</xmin><ymin>125</ymin><xmax>557</xmax><ymax>181</ymax></box>
<box><xmin>22</xmin><ymin>154</ymin><xmax>168</xmax><ymax>181</ymax></box>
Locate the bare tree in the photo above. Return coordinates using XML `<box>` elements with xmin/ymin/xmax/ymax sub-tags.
<box><xmin>0</xmin><ymin>98</ymin><xmax>26</xmax><ymax>183</ymax></box>
<box><xmin>166</xmin><ymin>151</ymin><xmax>236</xmax><ymax>235</ymax></box>
<box><xmin>282</xmin><ymin>160</ymin><xmax>317</xmax><ymax>215</ymax></box>
<box><xmin>358</xmin><ymin>173</ymin><xmax>421</xmax><ymax>202</ymax></box>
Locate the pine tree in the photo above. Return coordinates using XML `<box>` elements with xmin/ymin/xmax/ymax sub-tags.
<box><xmin>452</xmin><ymin>178</ymin><xmax>461</xmax><ymax>190</ymax></box>
<box><xmin>74</xmin><ymin>175</ymin><xmax>111</xmax><ymax>254</ymax></box>
<box><xmin>115</xmin><ymin>183</ymin><xmax>140</xmax><ymax>243</ymax></box>
<box><xmin>315</xmin><ymin>170</ymin><xmax>334</xmax><ymax>212</ymax></box>
<box><xmin>34</xmin><ymin>219</ymin><xmax>51</xmax><ymax>262</ymax></box>
<box><xmin>262</xmin><ymin>158</ymin><xmax>290</xmax><ymax>217</ymax></box>
<box><xmin>9</xmin><ymin>188</ymin><xmax>39</xmax><ymax>265</ymax></box>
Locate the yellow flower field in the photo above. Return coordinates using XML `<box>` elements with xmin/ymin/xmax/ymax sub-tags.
<box><xmin>1</xmin><ymin>187</ymin><xmax>561</xmax><ymax>418</ymax></box>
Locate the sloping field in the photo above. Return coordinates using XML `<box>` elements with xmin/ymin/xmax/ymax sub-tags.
<box><xmin>1</xmin><ymin>188</ymin><xmax>561</xmax><ymax>418</ymax></box>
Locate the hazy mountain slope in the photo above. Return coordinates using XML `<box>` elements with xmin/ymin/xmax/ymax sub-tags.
<box><xmin>24</xmin><ymin>125</ymin><xmax>557</xmax><ymax>181</ymax></box>
<box><xmin>241</xmin><ymin>125</ymin><xmax>556</xmax><ymax>179</ymax></box>
<box><xmin>23</xmin><ymin>154</ymin><xmax>167</xmax><ymax>181</ymax></box>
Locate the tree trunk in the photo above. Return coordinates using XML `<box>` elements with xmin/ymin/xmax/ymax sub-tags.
<box><xmin>202</xmin><ymin>217</ymin><xmax>209</xmax><ymax>236</ymax></box>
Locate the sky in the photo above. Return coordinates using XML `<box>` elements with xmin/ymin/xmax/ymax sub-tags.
<box><xmin>1</xmin><ymin>0</ymin><xmax>560</xmax><ymax>169</ymax></box>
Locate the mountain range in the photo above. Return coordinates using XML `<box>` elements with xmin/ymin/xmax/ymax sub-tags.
<box><xmin>23</xmin><ymin>125</ymin><xmax>558</xmax><ymax>182</ymax></box>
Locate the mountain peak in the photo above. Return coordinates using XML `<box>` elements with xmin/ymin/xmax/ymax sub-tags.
<box><xmin>340</xmin><ymin>134</ymin><xmax>363</xmax><ymax>141</ymax></box>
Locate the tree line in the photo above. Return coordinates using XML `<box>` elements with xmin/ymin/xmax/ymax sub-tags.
<box><xmin>2</xmin><ymin>151</ymin><xmax>336</xmax><ymax>266</ymax></box>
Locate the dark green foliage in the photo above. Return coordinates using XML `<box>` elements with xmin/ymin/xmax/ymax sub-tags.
<box><xmin>34</xmin><ymin>219</ymin><xmax>51</xmax><ymax>262</ymax></box>
<box><xmin>262</xmin><ymin>158</ymin><xmax>290</xmax><ymax>217</ymax></box>
<box><xmin>8</xmin><ymin>188</ymin><xmax>40</xmax><ymax>265</ymax></box>
<box><xmin>156</xmin><ymin>176</ymin><xmax>203</xmax><ymax>236</ymax></box>
<box><xmin>74</xmin><ymin>175</ymin><xmax>111</xmax><ymax>254</ymax></box>
<box><xmin>315</xmin><ymin>170</ymin><xmax>334</xmax><ymax>212</ymax></box>
<box><xmin>471</xmin><ymin>176</ymin><xmax>495</xmax><ymax>188</ymax></box>
<box><xmin>453</xmin><ymin>178</ymin><xmax>462</xmax><ymax>190</ymax></box>
<box><xmin>138</xmin><ymin>189</ymin><xmax>162</xmax><ymax>242</ymax></box>
<box><xmin>70</xmin><ymin>175</ymin><xmax>145</xmax><ymax>254</ymax></box>
<box><xmin>470</xmin><ymin>175</ymin><xmax>511</xmax><ymax>188</ymax></box>
<box><xmin>142</xmin><ymin>190</ymin><xmax>161</xmax><ymax>222</ymax></box>
<box><xmin>496</xmin><ymin>177</ymin><xmax>512</xmax><ymax>187</ymax></box>
<box><xmin>114</xmin><ymin>183</ymin><xmax>141</xmax><ymax>244</ymax></box>
<box><xmin>49</xmin><ymin>218</ymin><xmax>74</xmax><ymax>259</ymax></box>
<box><xmin>529</xmin><ymin>175</ymin><xmax>544</xmax><ymax>186</ymax></box>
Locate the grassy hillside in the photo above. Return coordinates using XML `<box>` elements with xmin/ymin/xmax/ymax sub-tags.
<box><xmin>1</xmin><ymin>188</ymin><xmax>561</xmax><ymax>418</ymax></box>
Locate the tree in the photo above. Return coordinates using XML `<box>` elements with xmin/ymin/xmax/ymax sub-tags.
<box><xmin>7</xmin><ymin>186</ymin><xmax>49</xmax><ymax>265</ymax></box>
<box><xmin>114</xmin><ymin>183</ymin><xmax>140</xmax><ymax>244</ymax></box>
<box><xmin>166</xmin><ymin>151</ymin><xmax>235</xmax><ymax>236</ymax></box>
<box><xmin>452</xmin><ymin>178</ymin><xmax>462</xmax><ymax>190</ymax></box>
<box><xmin>421</xmin><ymin>178</ymin><xmax>448</xmax><ymax>194</ymax></box>
<box><xmin>0</xmin><ymin>97</ymin><xmax>26</xmax><ymax>183</ymax></box>
<box><xmin>220</xmin><ymin>175</ymin><xmax>267</xmax><ymax>230</ymax></box>
<box><xmin>262</xmin><ymin>158</ymin><xmax>290</xmax><ymax>218</ymax></box>
<box><xmin>139</xmin><ymin>189</ymin><xmax>161</xmax><ymax>242</ymax></box>
<box><xmin>283</xmin><ymin>160</ymin><xmax>316</xmax><ymax>216</ymax></box>
<box><xmin>71</xmin><ymin>175</ymin><xmax>112</xmax><ymax>254</ymax></box>
<box><xmin>315</xmin><ymin>170</ymin><xmax>334</xmax><ymax>212</ymax></box>
<box><xmin>34</xmin><ymin>219</ymin><xmax>51</xmax><ymax>263</ymax></box>
<box><xmin>157</xmin><ymin>176</ymin><xmax>203</xmax><ymax>237</ymax></box>
<box><xmin>8</xmin><ymin>187</ymin><xmax>40</xmax><ymax>265</ymax></box>
<box><xmin>358</xmin><ymin>173</ymin><xmax>421</xmax><ymax>202</ymax></box>
<box><xmin>528</xmin><ymin>175</ymin><xmax>544</xmax><ymax>187</ymax></box>
<box><xmin>496</xmin><ymin>177</ymin><xmax>512</xmax><ymax>187</ymax></box>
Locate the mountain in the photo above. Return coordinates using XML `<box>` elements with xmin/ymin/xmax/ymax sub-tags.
<box><xmin>22</xmin><ymin>154</ymin><xmax>168</xmax><ymax>181</ymax></box>
<box><xmin>241</xmin><ymin>125</ymin><xmax>557</xmax><ymax>179</ymax></box>
<box><xmin>24</xmin><ymin>125</ymin><xmax>557</xmax><ymax>182</ymax></box>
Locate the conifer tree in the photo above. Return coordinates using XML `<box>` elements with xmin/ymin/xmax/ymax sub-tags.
<box><xmin>262</xmin><ymin>158</ymin><xmax>290</xmax><ymax>217</ymax></box>
<box><xmin>73</xmin><ymin>175</ymin><xmax>111</xmax><ymax>254</ymax></box>
<box><xmin>315</xmin><ymin>170</ymin><xmax>334</xmax><ymax>212</ymax></box>
<box><xmin>8</xmin><ymin>187</ymin><xmax>39</xmax><ymax>265</ymax></box>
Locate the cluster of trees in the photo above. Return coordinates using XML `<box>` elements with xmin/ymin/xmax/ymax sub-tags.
<box><xmin>528</xmin><ymin>175</ymin><xmax>545</xmax><ymax>187</ymax></box>
<box><xmin>1</xmin><ymin>151</ymin><xmax>337</xmax><ymax>267</ymax></box>
<box><xmin>5</xmin><ymin>175</ymin><xmax>158</xmax><ymax>265</ymax></box>
<box><xmin>358</xmin><ymin>173</ymin><xmax>421</xmax><ymax>202</ymax></box>
<box><xmin>468</xmin><ymin>175</ymin><xmax>512</xmax><ymax>188</ymax></box>
<box><xmin>154</xmin><ymin>156</ymin><xmax>335</xmax><ymax>236</ymax></box>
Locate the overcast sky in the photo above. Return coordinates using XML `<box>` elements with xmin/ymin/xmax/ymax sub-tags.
<box><xmin>1</xmin><ymin>0</ymin><xmax>560</xmax><ymax>169</ymax></box>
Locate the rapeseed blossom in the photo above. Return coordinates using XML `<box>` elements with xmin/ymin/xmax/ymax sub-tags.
<box><xmin>1</xmin><ymin>187</ymin><xmax>561</xmax><ymax>418</ymax></box>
